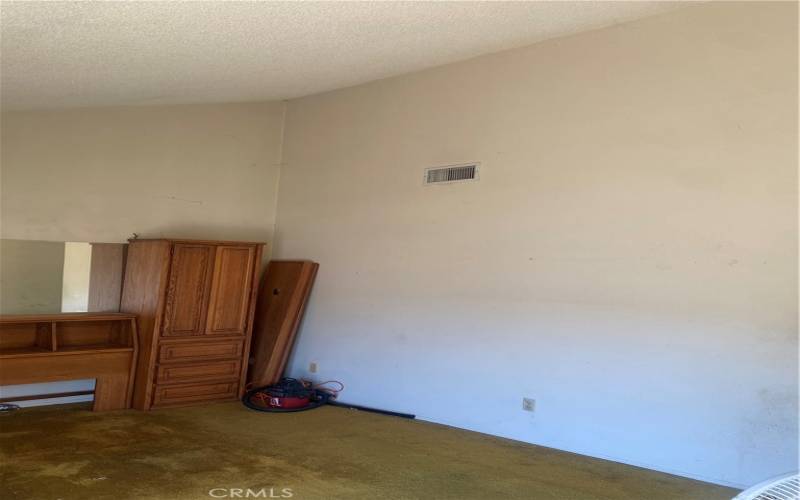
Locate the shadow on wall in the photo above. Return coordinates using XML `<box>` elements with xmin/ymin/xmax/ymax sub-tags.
<box><xmin>128</xmin><ymin>223</ymin><xmax>272</xmax><ymax>258</ymax></box>
<box><xmin>125</xmin><ymin>222</ymin><xmax>271</xmax><ymax>242</ymax></box>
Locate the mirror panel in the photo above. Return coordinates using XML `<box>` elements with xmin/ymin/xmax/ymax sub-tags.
<box><xmin>0</xmin><ymin>239</ymin><xmax>126</xmax><ymax>315</ymax></box>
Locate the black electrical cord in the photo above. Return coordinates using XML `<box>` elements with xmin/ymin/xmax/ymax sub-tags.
<box><xmin>327</xmin><ymin>401</ymin><xmax>414</xmax><ymax>419</ymax></box>
<box><xmin>242</xmin><ymin>383</ymin><xmax>332</xmax><ymax>413</ymax></box>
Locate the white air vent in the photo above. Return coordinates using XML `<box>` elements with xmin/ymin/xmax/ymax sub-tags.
<box><xmin>424</xmin><ymin>163</ymin><xmax>480</xmax><ymax>185</ymax></box>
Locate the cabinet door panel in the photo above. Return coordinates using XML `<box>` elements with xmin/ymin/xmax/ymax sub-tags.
<box><xmin>205</xmin><ymin>246</ymin><xmax>256</xmax><ymax>335</ymax></box>
<box><xmin>161</xmin><ymin>244</ymin><xmax>214</xmax><ymax>336</ymax></box>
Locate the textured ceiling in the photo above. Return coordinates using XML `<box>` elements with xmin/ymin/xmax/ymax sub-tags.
<box><xmin>0</xmin><ymin>1</ymin><xmax>680</xmax><ymax>110</ymax></box>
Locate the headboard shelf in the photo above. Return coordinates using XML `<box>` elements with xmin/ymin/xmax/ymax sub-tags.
<box><xmin>0</xmin><ymin>312</ymin><xmax>138</xmax><ymax>411</ymax></box>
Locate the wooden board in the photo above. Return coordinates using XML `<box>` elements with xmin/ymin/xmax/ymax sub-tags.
<box><xmin>0</xmin><ymin>312</ymin><xmax>136</xmax><ymax>323</ymax></box>
<box><xmin>88</xmin><ymin>243</ymin><xmax>128</xmax><ymax>312</ymax></box>
<box><xmin>247</xmin><ymin>260</ymin><xmax>318</xmax><ymax>388</ymax></box>
<box><xmin>119</xmin><ymin>240</ymin><xmax>172</xmax><ymax>410</ymax></box>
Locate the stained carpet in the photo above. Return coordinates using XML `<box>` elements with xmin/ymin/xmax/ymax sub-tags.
<box><xmin>0</xmin><ymin>402</ymin><xmax>737</xmax><ymax>499</ymax></box>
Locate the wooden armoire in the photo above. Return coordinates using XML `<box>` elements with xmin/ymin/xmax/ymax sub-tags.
<box><xmin>121</xmin><ymin>239</ymin><xmax>263</xmax><ymax>410</ymax></box>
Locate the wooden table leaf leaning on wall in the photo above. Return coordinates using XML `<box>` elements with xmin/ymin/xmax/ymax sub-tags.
<box><xmin>0</xmin><ymin>313</ymin><xmax>138</xmax><ymax>411</ymax></box>
<box><xmin>248</xmin><ymin>260</ymin><xmax>319</xmax><ymax>388</ymax></box>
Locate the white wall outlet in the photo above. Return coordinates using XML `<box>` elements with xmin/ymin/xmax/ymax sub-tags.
<box><xmin>309</xmin><ymin>362</ymin><xmax>318</xmax><ymax>373</ymax></box>
<box><xmin>522</xmin><ymin>397</ymin><xmax>535</xmax><ymax>412</ymax></box>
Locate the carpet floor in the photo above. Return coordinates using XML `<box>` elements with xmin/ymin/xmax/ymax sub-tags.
<box><xmin>1</xmin><ymin>402</ymin><xmax>738</xmax><ymax>500</ymax></box>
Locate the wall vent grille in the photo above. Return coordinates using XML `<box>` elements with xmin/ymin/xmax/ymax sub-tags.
<box><xmin>424</xmin><ymin>163</ymin><xmax>479</xmax><ymax>185</ymax></box>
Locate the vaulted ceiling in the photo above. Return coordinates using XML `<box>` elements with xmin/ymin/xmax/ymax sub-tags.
<box><xmin>1</xmin><ymin>1</ymin><xmax>679</xmax><ymax>110</ymax></box>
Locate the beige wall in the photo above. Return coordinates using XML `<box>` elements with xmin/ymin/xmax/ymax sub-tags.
<box><xmin>274</xmin><ymin>2</ymin><xmax>798</xmax><ymax>487</ymax></box>
<box><xmin>1</xmin><ymin>102</ymin><xmax>285</xmax><ymax>246</ymax></box>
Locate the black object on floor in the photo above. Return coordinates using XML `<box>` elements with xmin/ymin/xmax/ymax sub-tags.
<box><xmin>327</xmin><ymin>401</ymin><xmax>415</xmax><ymax>419</ymax></box>
<box><xmin>0</xmin><ymin>403</ymin><xmax>20</xmax><ymax>413</ymax></box>
<box><xmin>243</xmin><ymin>377</ymin><xmax>331</xmax><ymax>413</ymax></box>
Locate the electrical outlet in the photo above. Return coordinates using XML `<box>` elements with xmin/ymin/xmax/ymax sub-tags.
<box><xmin>522</xmin><ymin>398</ymin><xmax>535</xmax><ymax>412</ymax></box>
<box><xmin>309</xmin><ymin>362</ymin><xmax>318</xmax><ymax>373</ymax></box>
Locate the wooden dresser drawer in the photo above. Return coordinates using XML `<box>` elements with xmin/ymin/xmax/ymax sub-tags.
<box><xmin>156</xmin><ymin>359</ymin><xmax>241</xmax><ymax>385</ymax></box>
<box><xmin>158</xmin><ymin>339</ymin><xmax>244</xmax><ymax>363</ymax></box>
<box><xmin>152</xmin><ymin>381</ymin><xmax>238</xmax><ymax>407</ymax></box>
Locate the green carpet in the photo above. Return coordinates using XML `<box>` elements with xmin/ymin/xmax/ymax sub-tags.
<box><xmin>0</xmin><ymin>402</ymin><xmax>737</xmax><ymax>499</ymax></box>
